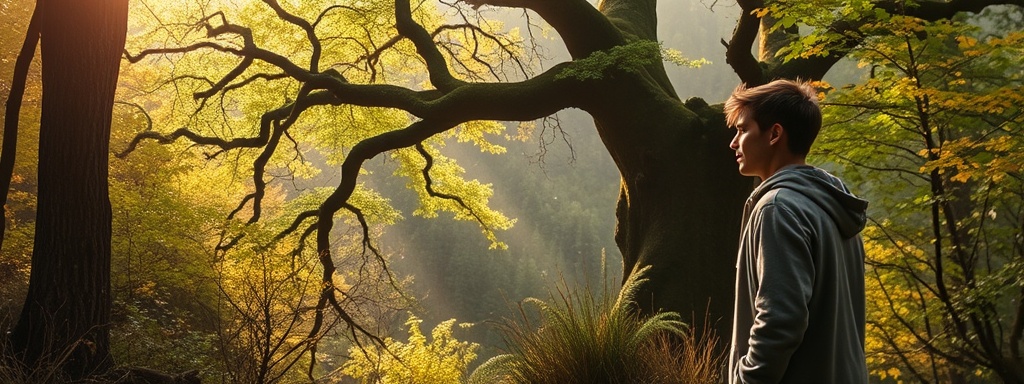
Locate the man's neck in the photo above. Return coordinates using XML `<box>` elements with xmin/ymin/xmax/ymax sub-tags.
<box><xmin>760</xmin><ymin>157</ymin><xmax>807</xmax><ymax>181</ymax></box>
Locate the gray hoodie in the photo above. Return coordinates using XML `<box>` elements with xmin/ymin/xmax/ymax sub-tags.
<box><xmin>729</xmin><ymin>165</ymin><xmax>869</xmax><ymax>384</ymax></box>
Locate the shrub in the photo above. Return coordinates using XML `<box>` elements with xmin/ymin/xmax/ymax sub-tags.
<box><xmin>470</xmin><ymin>266</ymin><xmax>723</xmax><ymax>384</ymax></box>
<box><xmin>340</xmin><ymin>314</ymin><xmax>479</xmax><ymax>383</ymax></box>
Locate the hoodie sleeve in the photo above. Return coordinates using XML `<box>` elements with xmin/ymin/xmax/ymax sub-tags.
<box><xmin>735</xmin><ymin>202</ymin><xmax>813</xmax><ymax>384</ymax></box>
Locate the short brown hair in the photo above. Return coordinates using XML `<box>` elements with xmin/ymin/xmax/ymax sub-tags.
<box><xmin>724</xmin><ymin>79</ymin><xmax>822</xmax><ymax>156</ymax></box>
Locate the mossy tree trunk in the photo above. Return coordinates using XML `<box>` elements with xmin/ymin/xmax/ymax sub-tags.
<box><xmin>548</xmin><ymin>0</ymin><xmax>751</xmax><ymax>342</ymax></box>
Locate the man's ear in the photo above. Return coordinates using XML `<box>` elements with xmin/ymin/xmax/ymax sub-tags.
<box><xmin>769</xmin><ymin>123</ymin><xmax>784</xmax><ymax>145</ymax></box>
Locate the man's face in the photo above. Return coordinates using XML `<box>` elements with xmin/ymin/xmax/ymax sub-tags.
<box><xmin>729</xmin><ymin>108</ymin><xmax>774</xmax><ymax>180</ymax></box>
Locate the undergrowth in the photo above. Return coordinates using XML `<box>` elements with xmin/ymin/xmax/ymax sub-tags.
<box><xmin>470</xmin><ymin>264</ymin><xmax>724</xmax><ymax>384</ymax></box>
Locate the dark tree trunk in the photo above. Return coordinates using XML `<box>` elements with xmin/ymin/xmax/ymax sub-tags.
<box><xmin>9</xmin><ymin>0</ymin><xmax>129</xmax><ymax>377</ymax></box>
<box><xmin>554</xmin><ymin>0</ymin><xmax>752</xmax><ymax>346</ymax></box>
<box><xmin>581</xmin><ymin>73</ymin><xmax>750</xmax><ymax>345</ymax></box>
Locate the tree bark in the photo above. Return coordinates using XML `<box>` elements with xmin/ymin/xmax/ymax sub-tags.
<box><xmin>9</xmin><ymin>0</ymin><xmax>129</xmax><ymax>377</ymax></box>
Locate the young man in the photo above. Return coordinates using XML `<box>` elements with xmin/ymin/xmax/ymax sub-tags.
<box><xmin>725</xmin><ymin>79</ymin><xmax>869</xmax><ymax>383</ymax></box>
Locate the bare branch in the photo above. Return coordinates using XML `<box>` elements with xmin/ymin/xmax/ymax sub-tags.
<box><xmin>116</xmin><ymin>90</ymin><xmax>336</xmax><ymax>158</ymax></box>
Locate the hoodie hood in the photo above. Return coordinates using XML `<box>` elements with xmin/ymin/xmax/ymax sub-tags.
<box><xmin>751</xmin><ymin>165</ymin><xmax>869</xmax><ymax>238</ymax></box>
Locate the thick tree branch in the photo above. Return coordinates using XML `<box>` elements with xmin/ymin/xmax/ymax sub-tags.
<box><xmin>275</xmin><ymin>210</ymin><xmax>319</xmax><ymax>244</ymax></box>
<box><xmin>598</xmin><ymin>0</ymin><xmax>657</xmax><ymax>40</ymax></box>
<box><xmin>317</xmin><ymin>119</ymin><xmax>456</xmax><ymax>255</ymax></box>
<box><xmin>124</xmin><ymin>42</ymin><xmax>244</xmax><ymax>62</ymax></box>
<box><xmin>119</xmin><ymin>58</ymin><xmax>577</xmax><ymax>163</ymax></box>
<box><xmin>724</xmin><ymin>0</ymin><xmax>765</xmax><ymax>86</ymax></box>
<box><xmin>396</xmin><ymin>0</ymin><xmax>463</xmax><ymax>91</ymax></box>
<box><xmin>245</xmin><ymin>83</ymin><xmax>322</xmax><ymax>224</ymax></box>
<box><xmin>465</xmin><ymin>0</ymin><xmax>624</xmax><ymax>59</ymax></box>
<box><xmin>312</xmin><ymin>61</ymin><xmax>578</xmax><ymax>120</ymax></box>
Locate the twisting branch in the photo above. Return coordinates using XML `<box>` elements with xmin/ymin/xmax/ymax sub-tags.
<box><xmin>300</xmin><ymin>119</ymin><xmax>456</xmax><ymax>371</ymax></box>
<box><xmin>0</xmin><ymin>2</ymin><xmax>40</xmax><ymax>246</ymax></box>
<box><xmin>275</xmin><ymin>210</ymin><xmax>319</xmax><ymax>244</ymax></box>
<box><xmin>245</xmin><ymin>82</ymin><xmax>321</xmax><ymax>224</ymax></box>
<box><xmin>124</xmin><ymin>42</ymin><xmax>244</xmax><ymax>63</ymax></box>
<box><xmin>414</xmin><ymin>143</ymin><xmax>490</xmax><ymax>229</ymax></box>
<box><xmin>316</xmin><ymin>119</ymin><xmax>457</xmax><ymax>255</ymax></box>
<box><xmin>261</xmin><ymin>0</ymin><xmax>322</xmax><ymax>72</ymax></box>
<box><xmin>193</xmin><ymin>56</ymin><xmax>254</xmax><ymax>100</ymax></box>
<box><xmin>117</xmin><ymin>90</ymin><xmax>340</xmax><ymax>158</ymax></box>
<box><xmin>342</xmin><ymin>203</ymin><xmax>402</xmax><ymax>292</ymax></box>
<box><xmin>126</xmin><ymin>13</ymin><xmax>313</xmax><ymax>83</ymax></box>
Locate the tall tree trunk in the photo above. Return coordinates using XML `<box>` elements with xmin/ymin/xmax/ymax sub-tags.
<box><xmin>9</xmin><ymin>0</ymin><xmax>129</xmax><ymax>377</ymax></box>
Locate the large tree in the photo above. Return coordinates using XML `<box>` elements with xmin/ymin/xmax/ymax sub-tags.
<box><xmin>2</xmin><ymin>0</ymin><xmax>130</xmax><ymax>377</ymax></box>
<box><xmin>119</xmin><ymin>0</ymin><xmax>1024</xmax><ymax>366</ymax></box>
<box><xmin>121</xmin><ymin>0</ymin><xmax>749</xmax><ymax>352</ymax></box>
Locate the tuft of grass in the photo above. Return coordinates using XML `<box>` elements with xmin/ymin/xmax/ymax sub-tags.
<box><xmin>470</xmin><ymin>265</ymin><xmax>724</xmax><ymax>384</ymax></box>
<box><xmin>639</xmin><ymin>321</ymin><xmax>724</xmax><ymax>384</ymax></box>
<box><xmin>0</xmin><ymin>345</ymin><xmax>72</xmax><ymax>384</ymax></box>
<box><xmin>0</xmin><ymin>317</ymin><xmax>83</xmax><ymax>384</ymax></box>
